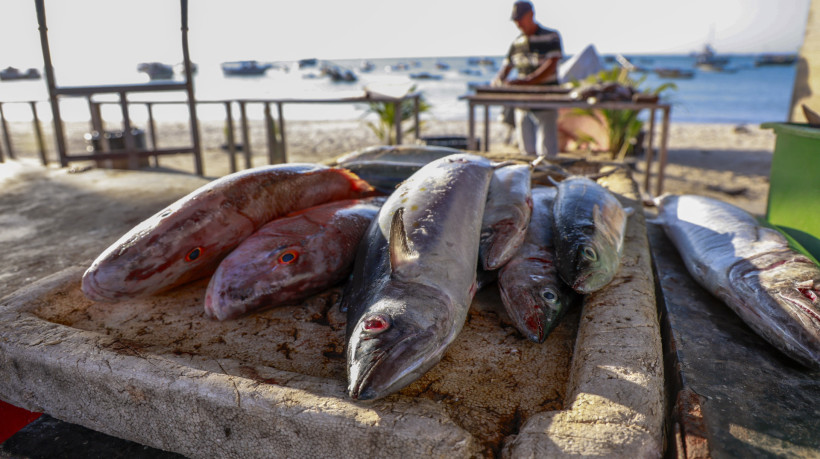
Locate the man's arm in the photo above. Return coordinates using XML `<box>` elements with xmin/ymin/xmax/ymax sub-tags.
<box><xmin>506</xmin><ymin>55</ymin><xmax>561</xmax><ymax>86</ymax></box>
<box><xmin>492</xmin><ymin>62</ymin><xmax>514</xmax><ymax>87</ymax></box>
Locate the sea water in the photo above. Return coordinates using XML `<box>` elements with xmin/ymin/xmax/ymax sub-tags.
<box><xmin>0</xmin><ymin>54</ymin><xmax>798</xmax><ymax>126</ymax></box>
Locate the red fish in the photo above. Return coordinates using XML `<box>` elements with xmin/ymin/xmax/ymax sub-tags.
<box><xmin>205</xmin><ymin>197</ymin><xmax>385</xmax><ymax>321</ymax></box>
<box><xmin>82</xmin><ymin>164</ymin><xmax>374</xmax><ymax>302</ymax></box>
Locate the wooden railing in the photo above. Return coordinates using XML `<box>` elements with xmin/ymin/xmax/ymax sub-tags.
<box><xmin>0</xmin><ymin>93</ymin><xmax>422</xmax><ymax>174</ymax></box>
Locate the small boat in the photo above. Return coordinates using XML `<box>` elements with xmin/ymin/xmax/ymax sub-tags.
<box><xmin>409</xmin><ymin>72</ymin><xmax>442</xmax><ymax>80</ymax></box>
<box><xmin>221</xmin><ymin>60</ymin><xmax>273</xmax><ymax>76</ymax></box>
<box><xmin>298</xmin><ymin>58</ymin><xmax>318</xmax><ymax>68</ymax></box>
<box><xmin>460</xmin><ymin>68</ymin><xmax>482</xmax><ymax>76</ymax></box>
<box><xmin>321</xmin><ymin>64</ymin><xmax>357</xmax><ymax>82</ymax></box>
<box><xmin>694</xmin><ymin>44</ymin><xmax>729</xmax><ymax>71</ymax></box>
<box><xmin>654</xmin><ymin>67</ymin><xmax>695</xmax><ymax>79</ymax></box>
<box><xmin>755</xmin><ymin>53</ymin><xmax>797</xmax><ymax>67</ymax></box>
<box><xmin>137</xmin><ymin>62</ymin><xmax>174</xmax><ymax>80</ymax></box>
<box><xmin>435</xmin><ymin>61</ymin><xmax>450</xmax><ymax>70</ymax></box>
<box><xmin>0</xmin><ymin>66</ymin><xmax>41</xmax><ymax>81</ymax></box>
<box><xmin>359</xmin><ymin>60</ymin><xmax>375</xmax><ymax>72</ymax></box>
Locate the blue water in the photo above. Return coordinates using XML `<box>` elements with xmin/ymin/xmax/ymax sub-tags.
<box><xmin>0</xmin><ymin>54</ymin><xmax>797</xmax><ymax>125</ymax></box>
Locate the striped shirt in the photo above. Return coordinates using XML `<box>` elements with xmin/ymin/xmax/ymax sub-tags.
<box><xmin>504</xmin><ymin>25</ymin><xmax>563</xmax><ymax>85</ymax></box>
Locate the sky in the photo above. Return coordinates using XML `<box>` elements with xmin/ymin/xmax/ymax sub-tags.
<box><xmin>0</xmin><ymin>0</ymin><xmax>811</xmax><ymax>72</ymax></box>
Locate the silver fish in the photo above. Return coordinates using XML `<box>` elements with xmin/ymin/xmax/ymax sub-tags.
<box><xmin>479</xmin><ymin>163</ymin><xmax>533</xmax><ymax>270</ymax></box>
<box><xmin>656</xmin><ymin>194</ymin><xmax>820</xmax><ymax>368</ymax></box>
<box><xmin>204</xmin><ymin>197</ymin><xmax>385</xmax><ymax>321</ymax></box>
<box><xmin>552</xmin><ymin>176</ymin><xmax>630</xmax><ymax>293</ymax></box>
<box><xmin>82</xmin><ymin>164</ymin><xmax>374</xmax><ymax>302</ymax></box>
<box><xmin>344</xmin><ymin>153</ymin><xmax>494</xmax><ymax>401</ymax></box>
<box><xmin>498</xmin><ymin>187</ymin><xmax>577</xmax><ymax>342</ymax></box>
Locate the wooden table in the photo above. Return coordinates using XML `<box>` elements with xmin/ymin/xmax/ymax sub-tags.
<box><xmin>462</xmin><ymin>91</ymin><xmax>672</xmax><ymax>196</ymax></box>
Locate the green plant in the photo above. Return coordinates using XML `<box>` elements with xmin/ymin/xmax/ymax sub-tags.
<box><xmin>571</xmin><ymin>67</ymin><xmax>675</xmax><ymax>160</ymax></box>
<box><xmin>363</xmin><ymin>85</ymin><xmax>431</xmax><ymax>144</ymax></box>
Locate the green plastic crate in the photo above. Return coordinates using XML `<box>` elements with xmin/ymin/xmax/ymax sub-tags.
<box><xmin>760</xmin><ymin>122</ymin><xmax>820</xmax><ymax>264</ymax></box>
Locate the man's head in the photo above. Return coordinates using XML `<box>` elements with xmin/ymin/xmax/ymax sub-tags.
<box><xmin>511</xmin><ymin>1</ymin><xmax>536</xmax><ymax>34</ymax></box>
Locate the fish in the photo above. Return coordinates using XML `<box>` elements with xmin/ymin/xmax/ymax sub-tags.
<box><xmin>340</xmin><ymin>160</ymin><xmax>423</xmax><ymax>194</ymax></box>
<box><xmin>204</xmin><ymin>197</ymin><xmax>385</xmax><ymax>321</ymax></box>
<box><xmin>479</xmin><ymin>163</ymin><xmax>533</xmax><ymax>270</ymax></box>
<box><xmin>498</xmin><ymin>186</ymin><xmax>577</xmax><ymax>342</ymax></box>
<box><xmin>82</xmin><ymin>164</ymin><xmax>374</xmax><ymax>302</ymax></box>
<box><xmin>655</xmin><ymin>194</ymin><xmax>820</xmax><ymax>368</ymax></box>
<box><xmin>552</xmin><ymin>176</ymin><xmax>630</xmax><ymax>294</ymax></box>
<box><xmin>343</xmin><ymin>153</ymin><xmax>494</xmax><ymax>401</ymax></box>
<box><xmin>334</xmin><ymin>145</ymin><xmax>463</xmax><ymax>167</ymax></box>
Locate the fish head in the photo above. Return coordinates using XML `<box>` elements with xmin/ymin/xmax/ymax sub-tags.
<box><xmin>346</xmin><ymin>281</ymin><xmax>456</xmax><ymax>401</ymax></box>
<box><xmin>498</xmin><ymin>258</ymin><xmax>575</xmax><ymax>342</ymax></box>
<box><xmin>204</xmin><ymin>236</ymin><xmax>313</xmax><ymax>320</ymax></box>
<box><xmin>557</xmin><ymin>204</ymin><xmax>624</xmax><ymax>294</ymax></box>
<box><xmin>82</xmin><ymin>202</ymin><xmax>253</xmax><ymax>301</ymax></box>
<box><xmin>730</xmin><ymin>256</ymin><xmax>820</xmax><ymax>366</ymax></box>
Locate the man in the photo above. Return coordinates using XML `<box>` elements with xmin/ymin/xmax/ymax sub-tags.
<box><xmin>493</xmin><ymin>1</ymin><xmax>564</xmax><ymax>157</ymax></box>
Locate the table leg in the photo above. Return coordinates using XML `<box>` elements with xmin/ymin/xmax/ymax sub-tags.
<box><xmin>655</xmin><ymin>107</ymin><xmax>671</xmax><ymax>197</ymax></box>
<box><xmin>468</xmin><ymin>103</ymin><xmax>476</xmax><ymax>151</ymax></box>
<box><xmin>483</xmin><ymin>105</ymin><xmax>490</xmax><ymax>152</ymax></box>
<box><xmin>643</xmin><ymin>109</ymin><xmax>657</xmax><ymax>194</ymax></box>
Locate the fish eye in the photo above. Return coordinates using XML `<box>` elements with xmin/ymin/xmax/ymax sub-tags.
<box><xmin>582</xmin><ymin>246</ymin><xmax>597</xmax><ymax>261</ymax></box>
<box><xmin>185</xmin><ymin>247</ymin><xmax>203</xmax><ymax>262</ymax></box>
<box><xmin>277</xmin><ymin>250</ymin><xmax>299</xmax><ymax>264</ymax></box>
<box><xmin>362</xmin><ymin>315</ymin><xmax>390</xmax><ymax>334</ymax></box>
<box><xmin>541</xmin><ymin>288</ymin><xmax>557</xmax><ymax>303</ymax></box>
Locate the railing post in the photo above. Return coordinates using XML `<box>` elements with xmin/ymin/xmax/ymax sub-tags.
<box><xmin>223</xmin><ymin>101</ymin><xmax>237</xmax><ymax>173</ymax></box>
<box><xmin>239</xmin><ymin>100</ymin><xmax>252</xmax><ymax>169</ymax></box>
<box><xmin>118</xmin><ymin>91</ymin><xmax>139</xmax><ymax>170</ymax></box>
<box><xmin>30</xmin><ymin>101</ymin><xmax>47</xmax><ymax>165</ymax></box>
<box><xmin>264</xmin><ymin>102</ymin><xmax>279</xmax><ymax>164</ymax></box>
<box><xmin>0</xmin><ymin>103</ymin><xmax>15</xmax><ymax>159</ymax></box>
<box><xmin>146</xmin><ymin>102</ymin><xmax>159</xmax><ymax>167</ymax></box>
<box><xmin>276</xmin><ymin>102</ymin><xmax>287</xmax><ymax>163</ymax></box>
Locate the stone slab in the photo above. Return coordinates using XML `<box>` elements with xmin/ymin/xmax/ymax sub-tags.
<box><xmin>0</xmin><ymin>160</ymin><xmax>665</xmax><ymax>457</ymax></box>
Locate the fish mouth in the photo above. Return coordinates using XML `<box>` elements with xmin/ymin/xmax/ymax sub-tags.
<box><xmin>80</xmin><ymin>270</ymin><xmax>113</xmax><ymax>302</ymax></box>
<box><xmin>348</xmin><ymin>331</ymin><xmax>424</xmax><ymax>401</ymax></box>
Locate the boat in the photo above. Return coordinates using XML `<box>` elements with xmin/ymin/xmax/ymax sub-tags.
<box><xmin>321</xmin><ymin>64</ymin><xmax>357</xmax><ymax>82</ymax></box>
<box><xmin>359</xmin><ymin>60</ymin><xmax>374</xmax><ymax>72</ymax></box>
<box><xmin>435</xmin><ymin>61</ymin><xmax>450</xmax><ymax>70</ymax></box>
<box><xmin>409</xmin><ymin>72</ymin><xmax>442</xmax><ymax>80</ymax></box>
<box><xmin>137</xmin><ymin>62</ymin><xmax>174</xmax><ymax>80</ymax></box>
<box><xmin>694</xmin><ymin>44</ymin><xmax>730</xmax><ymax>71</ymax></box>
<box><xmin>654</xmin><ymin>67</ymin><xmax>695</xmax><ymax>79</ymax></box>
<box><xmin>754</xmin><ymin>53</ymin><xmax>797</xmax><ymax>67</ymax></box>
<box><xmin>221</xmin><ymin>60</ymin><xmax>273</xmax><ymax>76</ymax></box>
<box><xmin>0</xmin><ymin>66</ymin><xmax>41</xmax><ymax>81</ymax></box>
<box><xmin>298</xmin><ymin>58</ymin><xmax>318</xmax><ymax>68</ymax></box>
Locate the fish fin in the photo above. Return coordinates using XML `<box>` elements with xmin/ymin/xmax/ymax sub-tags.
<box><xmin>757</xmin><ymin>226</ymin><xmax>787</xmax><ymax>245</ymax></box>
<box><xmin>389</xmin><ymin>207</ymin><xmax>419</xmax><ymax>278</ymax></box>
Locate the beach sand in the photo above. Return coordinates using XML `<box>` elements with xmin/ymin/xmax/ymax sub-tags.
<box><xmin>4</xmin><ymin>118</ymin><xmax>776</xmax><ymax>215</ymax></box>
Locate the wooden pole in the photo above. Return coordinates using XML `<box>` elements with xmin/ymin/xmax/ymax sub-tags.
<box><xmin>223</xmin><ymin>101</ymin><xmax>237</xmax><ymax>173</ymax></box>
<box><xmin>0</xmin><ymin>103</ymin><xmax>14</xmax><ymax>159</ymax></box>
<box><xmin>239</xmin><ymin>101</ymin><xmax>252</xmax><ymax>169</ymax></box>
<box><xmin>146</xmin><ymin>102</ymin><xmax>159</xmax><ymax>167</ymax></box>
<box><xmin>276</xmin><ymin>102</ymin><xmax>287</xmax><ymax>162</ymax></box>
<box><xmin>35</xmin><ymin>0</ymin><xmax>68</xmax><ymax>167</ymax></box>
<box><xmin>180</xmin><ymin>0</ymin><xmax>203</xmax><ymax>176</ymax></box>
<box><xmin>30</xmin><ymin>101</ymin><xmax>48</xmax><ymax>165</ymax></box>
